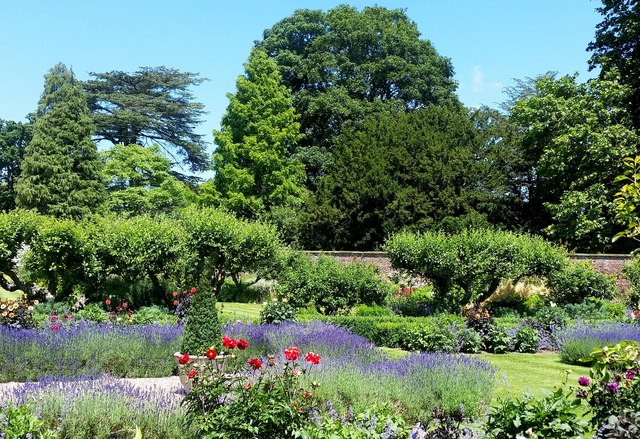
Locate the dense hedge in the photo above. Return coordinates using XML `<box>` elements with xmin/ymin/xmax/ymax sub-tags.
<box><xmin>0</xmin><ymin>209</ymin><xmax>281</xmax><ymax>306</ymax></box>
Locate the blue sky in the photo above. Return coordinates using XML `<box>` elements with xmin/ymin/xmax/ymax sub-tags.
<box><xmin>0</xmin><ymin>0</ymin><xmax>602</xmax><ymax>157</ymax></box>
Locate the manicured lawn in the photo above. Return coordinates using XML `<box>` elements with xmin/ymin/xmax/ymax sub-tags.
<box><xmin>479</xmin><ymin>352</ymin><xmax>591</xmax><ymax>398</ymax></box>
<box><xmin>217</xmin><ymin>302</ymin><xmax>263</xmax><ymax>321</ymax></box>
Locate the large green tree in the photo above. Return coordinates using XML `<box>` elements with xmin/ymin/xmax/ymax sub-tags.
<box><xmin>509</xmin><ymin>72</ymin><xmax>638</xmax><ymax>251</ymax></box>
<box><xmin>212</xmin><ymin>49</ymin><xmax>306</xmax><ymax>219</ymax></box>
<box><xmin>256</xmin><ymin>5</ymin><xmax>459</xmax><ymax>187</ymax></box>
<box><xmin>300</xmin><ymin>106</ymin><xmax>496</xmax><ymax>250</ymax></box>
<box><xmin>0</xmin><ymin>118</ymin><xmax>32</xmax><ymax>211</ymax></box>
<box><xmin>15</xmin><ymin>63</ymin><xmax>104</xmax><ymax>219</ymax></box>
<box><xmin>588</xmin><ymin>0</ymin><xmax>640</xmax><ymax>129</ymax></box>
<box><xmin>84</xmin><ymin>67</ymin><xmax>208</xmax><ymax>172</ymax></box>
<box><xmin>102</xmin><ymin>143</ymin><xmax>197</xmax><ymax>216</ymax></box>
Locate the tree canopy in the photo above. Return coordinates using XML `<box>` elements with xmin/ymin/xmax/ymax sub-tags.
<box><xmin>0</xmin><ymin>118</ymin><xmax>32</xmax><ymax>211</ymax></box>
<box><xmin>256</xmin><ymin>5</ymin><xmax>459</xmax><ymax>186</ymax></box>
<box><xmin>15</xmin><ymin>63</ymin><xmax>104</xmax><ymax>219</ymax></box>
<box><xmin>84</xmin><ymin>66</ymin><xmax>209</xmax><ymax>172</ymax></box>
<box><xmin>212</xmin><ymin>49</ymin><xmax>306</xmax><ymax>218</ymax></box>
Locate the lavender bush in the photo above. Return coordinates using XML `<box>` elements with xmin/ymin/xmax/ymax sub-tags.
<box><xmin>224</xmin><ymin>321</ymin><xmax>496</xmax><ymax>422</ymax></box>
<box><xmin>0</xmin><ymin>375</ymin><xmax>189</xmax><ymax>438</ymax></box>
<box><xmin>558</xmin><ymin>323</ymin><xmax>640</xmax><ymax>365</ymax></box>
<box><xmin>0</xmin><ymin>322</ymin><xmax>182</xmax><ymax>381</ymax></box>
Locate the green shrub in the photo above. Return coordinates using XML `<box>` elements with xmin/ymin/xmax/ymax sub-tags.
<box><xmin>0</xmin><ymin>403</ymin><xmax>50</xmax><ymax>438</ymax></box>
<box><xmin>352</xmin><ymin>304</ymin><xmax>393</xmax><ymax>317</ymax></box>
<box><xmin>180</xmin><ymin>288</ymin><xmax>222</xmax><ymax>355</ymax></box>
<box><xmin>560</xmin><ymin>337</ymin><xmax>604</xmax><ymax>365</ymax></box>
<box><xmin>547</xmin><ymin>261</ymin><xmax>618</xmax><ymax>305</ymax></box>
<box><xmin>484</xmin><ymin>388</ymin><xmax>588</xmax><ymax>438</ymax></box>
<box><xmin>484</xmin><ymin>325</ymin><xmax>511</xmax><ymax>354</ymax></box>
<box><xmin>597</xmin><ymin>410</ymin><xmax>640</xmax><ymax>438</ymax></box>
<box><xmin>390</xmin><ymin>286</ymin><xmax>436</xmax><ymax>316</ymax></box>
<box><xmin>74</xmin><ymin>303</ymin><xmax>109</xmax><ymax>323</ymax></box>
<box><xmin>457</xmin><ymin>328</ymin><xmax>483</xmax><ymax>354</ymax></box>
<box><xmin>295</xmin><ymin>406</ymin><xmax>409</xmax><ymax>438</ymax></box>
<box><xmin>514</xmin><ymin>326</ymin><xmax>540</xmax><ymax>353</ymax></box>
<box><xmin>259</xmin><ymin>300</ymin><xmax>297</xmax><ymax>324</ymax></box>
<box><xmin>277</xmin><ymin>253</ymin><xmax>392</xmax><ymax>315</ymax></box>
<box><xmin>563</xmin><ymin>297</ymin><xmax>626</xmax><ymax>322</ymax></box>
<box><xmin>130</xmin><ymin>305</ymin><xmax>177</xmax><ymax>325</ymax></box>
<box><xmin>624</xmin><ymin>257</ymin><xmax>640</xmax><ymax>309</ymax></box>
<box><xmin>401</xmin><ymin>323</ymin><xmax>458</xmax><ymax>353</ymax></box>
<box><xmin>385</xmin><ymin>229</ymin><xmax>565</xmax><ymax>311</ymax></box>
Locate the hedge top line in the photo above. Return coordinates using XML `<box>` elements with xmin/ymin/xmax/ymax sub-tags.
<box><xmin>303</xmin><ymin>251</ymin><xmax>632</xmax><ymax>261</ymax></box>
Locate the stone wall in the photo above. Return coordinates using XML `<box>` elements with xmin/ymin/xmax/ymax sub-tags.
<box><xmin>306</xmin><ymin>251</ymin><xmax>632</xmax><ymax>291</ymax></box>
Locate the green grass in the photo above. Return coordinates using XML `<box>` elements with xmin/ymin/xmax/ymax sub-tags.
<box><xmin>478</xmin><ymin>352</ymin><xmax>590</xmax><ymax>398</ymax></box>
<box><xmin>217</xmin><ymin>302</ymin><xmax>263</xmax><ymax>321</ymax></box>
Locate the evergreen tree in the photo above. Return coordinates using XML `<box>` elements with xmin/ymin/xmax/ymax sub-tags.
<box><xmin>16</xmin><ymin>63</ymin><xmax>104</xmax><ymax>218</ymax></box>
<box><xmin>213</xmin><ymin>49</ymin><xmax>306</xmax><ymax>219</ymax></box>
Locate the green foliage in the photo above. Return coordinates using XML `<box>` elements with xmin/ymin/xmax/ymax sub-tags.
<box><xmin>213</xmin><ymin>49</ymin><xmax>306</xmax><ymax>219</ymax></box>
<box><xmin>390</xmin><ymin>286</ymin><xmax>436</xmax><ymax>317</ymax></box>
<box><xmin>0</xmin><ymin>209</ymin><xmax>42</xmax><ymax>293</ymax></box>
<box><xmin>0</xmin><ymin>403</ymin><xmax>50</xmax><ymax>439</ymax></box>
<box><xmin>277</xmin><ymin>253</ymin><xmax>392</xmax><ymax>315</ymax></box>
<box><xmin>179</xmin><ymin>206</ymin><xmax>281</xmax><ymax>295</ymax></box>
<box><xmin>256</xmin><ymin>5</ymin><xmax>458</xmax><ymax>187</ymax></box>
<box><xmin>130</xmin><ymin>305</ymin><xmax>178</xmax><ymax>325</ymax></box>
<box><xmin>458</xmin><ymin>328</ymin><xmax>483</xmax><ymax>354</ymax></box>
<box><xmin>16</xmin><ymin>63</ymin><xmax>104</xmax><ymax>219</ymax></box>
<box><xmin>597</xmin><ymin>411</ymin><xmax>640</xmax><ymax>438</ymax></box>
<box><xmin>560</xmin><ymin>337</ymin><xmax>605</xmax><ymax>366</ymax></box>
<box><xmin>401</xmin><ymin>324</ymin><xmax>458</xmax><ymax>353</ymax></box>
<box><xmin>0</xmin><ymin>118</ymin><xmax>31</xmax><ymax>211</ymax></box>
<box><xmin>514</xmin><ymin>326</ymin><xmax>540</xmax><ymax>353</ymax></box>
<box><xmin>73</xmin><ymin>303</ymin><xmax>109</xmax><ymax>323</ymax></box>
<box><xmin>386</xmin><ymin>229</ymin><xmax>565</xmax><ymax>309</ymax></box>
<box><xmin>546</xmin><ymin>261</ymin><xmax>618</xmax><ymax>305</ymax></box>
<box><xmin>624</xmin><ymin>257</ymin><xmax>640</xmax><ymax>309</ymax></box>
<box><xmin>181</xmin><ymin>288</ymin><xmax>221</xmax><ymax>355</ymax></box>
<box><xmin>259</xmin><ymin>300</ymin><xmax>297</xmax><ymax>324</ymax></box>
<box><xmin>483</xmin><ymin>325</ymin><xmax>512</xmax><ymax>354</ymax></box>
<box><xmin>484</xmin><ymin>387</ymin><xmax>588</xmax><ymax>438</ymax></box>
<box><xmin>588</xmin><ymin>0</ymin><xmax>640</xmax><ymax>129</ymax></box>
<box><xmin>85</xmin><ymin>66</ymin><xmax>208</xmax><ymax>172</ymax></box>
<box><xmin>352</xmin><ymin>304</ymin><xmax>393</xmax><ymax>317</ymax></box>
<box><xmin>101</xmin><ymin>143</ymin><xmax>197</xmax><ymax>216</ymax></box>
<box><xmin>509</xmin><ymin>72</ymin><xmax>638</xmax><ymax>251</ymax></box>
<box><xmin>300</xmin><ymin>106</ymin><xmax>496</xmax><ymax>249</ymax></box>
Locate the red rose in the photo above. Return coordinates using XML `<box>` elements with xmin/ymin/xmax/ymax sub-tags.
<box><xmin>51</xmin><ymin>324</ymin><xmax>60</xmax><ymax>331</ymax></box>
<box><xmin>237</xmin><ymin>339</ymin><xmax>248</xmax><ymax>350</ymax></box>
<box><xmin>222</xmin><ymin>336</ymin><xmax>237</xmax><ymax>349</ymax></box>
<box><xmin>178</xmin><ymin>353</ymin><xmax>190</xmax><ymax>365</ymax></box>
<box><xmin>206</xmin><ymin>349</ymin><xmax>217</xmax><ymax>360</ymax></box>
<box><xmin>172</xmin><ymin>300</ymin><xmax>178</xmax><ymax>306</ymax></box>
<box><xmin>172</xmin><ymin>291</ymin><xmax>178</xmax><ymax>297</ymax></box>
<box><xmin>105</xmin><ymin>299</ymin><xmax>111</xmax><ymax>306</ymax></box>
<box><xmin>187</xmin><ymin>369</ymin><xmax>197</xmax><ymax>379</ymax></box>
<box><xmin>122</xmin><ymin>302</ymin><xmax>128</xmax><ymax>309</ymax></box>
<box><xmin>305</xmin><ymin>351</ymin><xmax>321</xmax><ymax>365</ymax></box>
<box><xmin>247</xmin><ymin>357</ymin><xmax>262</xmax><ymax>370</ymax></box>
<box><xmin>190</xmin><ymin>287</ymin><xmax>197</xmax><ymax>295</ymax></box>
<box><xmin>284</xmin><ymin>346</ymin><xmax>301</xmax><ymax>361</ymax></box>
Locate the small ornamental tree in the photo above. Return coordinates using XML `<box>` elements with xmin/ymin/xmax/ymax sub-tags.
<box><xmin>180</xmin><ymin>287</ymin><xmax>222</xmax><ymax>355</ymax></box>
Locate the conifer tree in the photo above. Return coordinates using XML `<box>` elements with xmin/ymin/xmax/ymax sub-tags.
<box><xmin>16</xmin><ymin>63</ymin><xmax>104</xmax><ymax>218</ymax></box>
<box><xmin>213</xmin><ymin>49</ymin><xmax>306</xmax><ymax>219</ymax></box>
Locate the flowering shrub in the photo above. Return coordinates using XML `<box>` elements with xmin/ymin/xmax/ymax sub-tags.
<box><xmin>182</xmin><ymin>336</ymin><xmax>322</xmax><ymax>438</ymax></box>
<box><xmin>259</xmin><ymin>299</ymin><xmax>297</xmax><ymax>324</ymax></box>
<box><xmin>170</xmin><ymin>287</ymin><xmax>196</xmax><ymax>323</ymax></box>
<box><xmin>0</xmin><ymin>296</ymin><xmax>36</xmax><ymax>328</ymax></box>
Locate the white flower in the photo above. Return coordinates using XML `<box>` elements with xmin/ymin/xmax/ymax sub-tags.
<box><xmin>550</xmin><ymin>301</ymin><xmax>557</xmax><ymax>308</ymax></box>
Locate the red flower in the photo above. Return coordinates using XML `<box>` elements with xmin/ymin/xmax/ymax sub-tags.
<box><xmin>247</xmin><ymin>357</ymin><xmax>262</xmax><ymax>370</ymax></box>
<box><xmin>206</xmin><ymin>349</ymin><xmax>217</xmax><ymax>360</ymax></box>
<box><xmin>284</xmin><ymin>346</ymin><xmax>301</xmax><ymax>361</ymax></box>
<box><xmin>105</xmin><ymin>299</ymin><xmax>111</xmax><ymax>306</ymax></box>
<box><xmin>122</xmin><ymin>302</ymin><xmax>128</xmax><ymax>309</ymax></box>
<box><xmin>222</xmin><ymin>336</ymin><xmax>237</xmax><ymax>349</ymax></box>
<box><xmin>187</xmin><ymin>369</ymin><xmax>197</xmax><ymax>379</ymax></box>
<box><xmin>178</xmin><ymin>353</ymin><xmax>190</xmax><ymax>365</ymax></box>
<box><xmin>303</xmin><ymin>390</ymin><xmax>311</xmax><ymax>398</ymax></box>
<box><xmin>172</xmin><ymin>300</ymin><xmax>178</xmax><ymax>306</ymax></box>
<box><xmin>190</xmin><ymin>287</ymin><xmax>197</xmax><ymax>295</ymax></box>
<box><xmin>115</xmin><ymin>306</ymin><xmax>121</xmax><ymax>312</ymax></box>
<box><xmin>172</xmin><ymin>291</ymin><xmax>178</xmax><ymax>297</ymax></box>
<box><xmin>305</xmin><ymin>351</ymin><xmax>321</xmax><ymax>365</ymax></box>
<box><xmin>51</xmin><ymin>324</ymin><xmax>60</xmax><ymax>331</ymax></box>
<box><xmin>237</xmin><ymin>339</ymin><xmax>248</xmax><ymax>350</ymax></box>
<box><xmin>50</xmin><ymin>315</ymin><xmax>58</xmax><ymax>322</ymax></box>
<box><xmin>291</xmin><ymin>369</ymin><xmax>300</xmax><ymax>376</ymax></box>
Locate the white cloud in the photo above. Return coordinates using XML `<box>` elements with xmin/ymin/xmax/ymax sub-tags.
<box><xmin>470</xmin><ymin>65</ymin><xmax>503</xmax><ymax>94</ymax></box>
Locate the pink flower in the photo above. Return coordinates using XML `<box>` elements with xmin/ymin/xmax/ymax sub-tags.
<box><xmin>626</xmin><ymin>369</ymin><xmax>636</xmax><ymax>381</ymax></box>
<box><xmin>578</xmin><ymin>376</ymin><xmax>590</xmax><ymax>387</ymax></box>
<box><xmin>105</xmin><ymin>299</ymin><xmax>111</xmax><ymax>306</ymax></box>
<box><xmin>606</xmin><ymin>381</ymin><xmax>619</xmax><ymax>394</ymax></box>
<box><xmin>51</xmin><ymin>324</ymin><xmax>60</xmax><ymax>331</ymax></box>
<box><xmin>50</xmin><ymin>315</ymin><xmax>58</xmax><ymax>322</ymax></box>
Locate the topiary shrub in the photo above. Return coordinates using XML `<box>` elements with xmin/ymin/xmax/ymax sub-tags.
<box><xmin>180</xmin><ymin>287</ymin><xmax>221</xmax><ymax>355</ymax></box>
<box><xmin>547</xmin><ymin>261</ymin><xmax>618</xmax><ymax>305</ymax></box>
